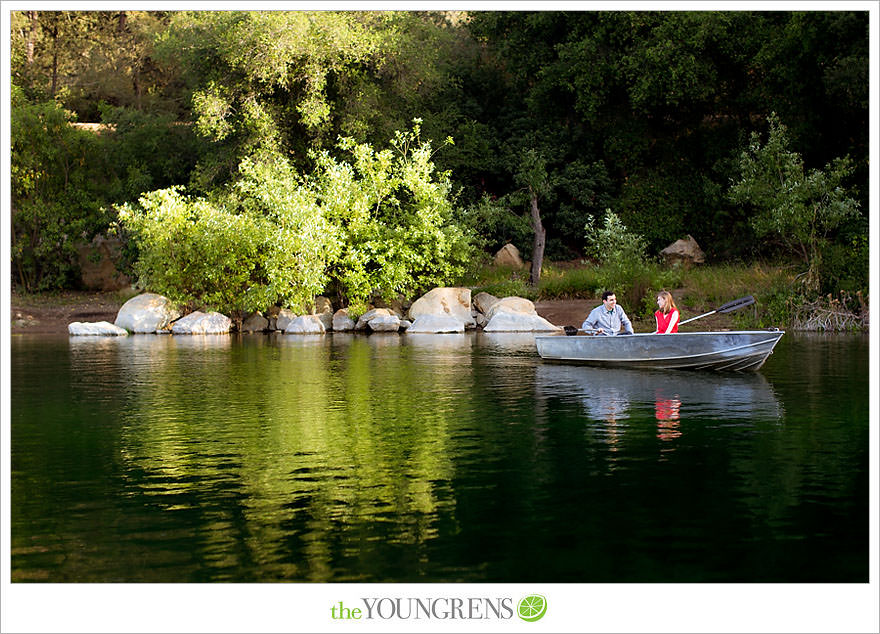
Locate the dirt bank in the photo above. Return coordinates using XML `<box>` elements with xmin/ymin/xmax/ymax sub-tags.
<box><xmin>11</xmin><ymin>290</ymin><xmax>127</xmax><ymax>335</ymax></box>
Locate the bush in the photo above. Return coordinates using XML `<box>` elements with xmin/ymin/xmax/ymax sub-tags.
<box><xmin>117</xmin><ymin>173</ymin><xmax>334</xmax><ymax>315</ymax></box>
<box><xmin>117</xmin><ymin>122</ymin><xmax>478</xmax><ymax>315</ymax></box>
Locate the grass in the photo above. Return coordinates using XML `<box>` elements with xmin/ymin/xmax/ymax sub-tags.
<box><xmin>465</xmin><ymin>258</ymin><xmax>808</xmax><ymax>327</ymax></box>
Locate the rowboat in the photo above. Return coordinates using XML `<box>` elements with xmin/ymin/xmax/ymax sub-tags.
<box><xmin>534</xmin><ymin>330</ymin><xmax>784</xmax><ymax>372</ymax></box>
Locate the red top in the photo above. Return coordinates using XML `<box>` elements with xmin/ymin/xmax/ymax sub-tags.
<box><xmin>654</xmin><ymin>309</ymin><xmax>680</xmax><ymax>334</ymax></box>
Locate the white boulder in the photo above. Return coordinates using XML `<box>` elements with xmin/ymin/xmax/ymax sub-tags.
<box><xmin>68</xmin><ymin>321</ymin><xmax>129</xmax><ymax>336</ymax></box>
<box><xmin>285</xmin><ymin>315</ymin><xmax>326</xmax><ymax>334</ymax></box>
<box><xmin>485</xmin><ymin>296</ymin><xmax>537</xmax><ymax>321</ymax></box>
<box><xmin>406</xmin><ymin>314</ymin><xmax>466</xmax><ymax>334</ymax></box>
<box><xmin>408</xmin><ymin>287</ymin><xmax>475</xmax><ymax>328</ymax></box>
<box><xmin>483</xmin><ymin>312</ymin><xmax>561</xmax><ymax>332</ymax></box>
<box><xmin>171</xmin><ymin>311</ymin><xmax>232</xmax><ymax>334</ymax></box>
<box><xmin>114</xmin><ymin>293</ymin><xmax>181</xmax><ymax>333</ymax></box>
<box><xmin>368</xmin><ymin>313</ymin><xmax>402</xmax><ymax>332</ymax></box>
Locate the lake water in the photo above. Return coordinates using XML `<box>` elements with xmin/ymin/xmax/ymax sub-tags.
<box><xmin>10</xmin><ymin>331</ymin><xmax>869</xmax><ymax>582</ymax></box>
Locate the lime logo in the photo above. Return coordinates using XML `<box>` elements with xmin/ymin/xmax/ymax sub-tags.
<box><xmin>517</xmin><ymin>595</ymin><xmax>547</xmax><ymax>622</ymax></box>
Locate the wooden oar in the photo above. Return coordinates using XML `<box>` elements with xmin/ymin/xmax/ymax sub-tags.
<box><xmin>678</xmin><ymin>295</ymin><xmax>755</xmax><ymax>325</ymax></box>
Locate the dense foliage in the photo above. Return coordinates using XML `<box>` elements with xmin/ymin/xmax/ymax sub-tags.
<box><xmin>10</xmin><ymin>9</ymin><xmax>869</xmax><ymax>305</ymax></box>
<box><xmin>116</xmin><ymin>124</ymin><xmax>477</xmax><ymax>315</ymax></box>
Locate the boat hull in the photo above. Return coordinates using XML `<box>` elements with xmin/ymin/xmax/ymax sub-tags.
<box><xmin>534</xmin><ymin>331</ymin><xmax>784</xmax><ymax>372</ymax></box>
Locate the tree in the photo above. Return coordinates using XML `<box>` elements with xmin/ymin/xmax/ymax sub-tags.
<box><xmin>728</xmin><ymin>113</ymin><xmax>860</xmax><ymax>292</ymax></box>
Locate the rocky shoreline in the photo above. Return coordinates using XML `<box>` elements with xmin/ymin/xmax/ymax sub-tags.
<box><xmin>65</xmin><ymin>288</ymin><xmax>566</xmax><ymax>337</ymax></box>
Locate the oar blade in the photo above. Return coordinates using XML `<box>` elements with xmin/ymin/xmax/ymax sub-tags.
<box><xmin>716</xmin><ymin>295</ymin><xmax>755</xmax><ymax>313</ymax></box>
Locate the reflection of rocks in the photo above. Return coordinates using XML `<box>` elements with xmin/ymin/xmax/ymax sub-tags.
<box><xmin>172</xmin><ymin>311</ymin><xmax>233</xmax><ymax>334</ymax></box>
<box><xmin>114</xmin><ymin>293</ymin><xmax>181</xmax><ymax>333</ymax></box>
<box><xmin>68</xmin><ymin>321</ymin><xmax>129</xmax><ymax>336</ymax></box>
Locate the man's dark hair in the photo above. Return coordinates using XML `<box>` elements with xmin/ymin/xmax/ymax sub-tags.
<box><xmin>602</xmin><ymin>290</ymin><xmax>616</xmax><ymax>301</ymax></box>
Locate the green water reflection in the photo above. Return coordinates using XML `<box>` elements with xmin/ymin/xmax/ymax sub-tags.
<box><xmin>10</xmin><ymin>332</ymin><xmax>869</xmax><ymax>582</ymax></box>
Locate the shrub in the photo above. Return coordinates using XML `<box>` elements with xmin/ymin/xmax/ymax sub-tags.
<box><xmin>117</xmin><ymin>171</ymin><xmax>334</xmax><ymax>315</ymax></box>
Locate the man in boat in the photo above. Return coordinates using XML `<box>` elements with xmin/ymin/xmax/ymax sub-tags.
<box><xmin>581</xmin><ymin>291</ymin><xmax>634</xmax><ymax>335</ymax></box>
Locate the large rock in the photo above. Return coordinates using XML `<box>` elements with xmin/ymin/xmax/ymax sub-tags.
<box><xmin>68</xmin><ymin>321</ymin><xmax>129</xmax><ymax>336</ymax></box>
<box><xmin>171</xmin><ymin>311</ymin><xmax>232</xmax><ymax>334</ymax></box>
<box><xmin>660</xmin><ymin>235</ymin><xmax>705</xmax><ymax>265</ymax></box>
<box><xmin>494</xmin><ymin>243</ymin><xmax>524</xmax><ymax>268</ymax></box>
<box><xmin>356</xmin><ymin>308</ymin><xmax>393</xmax><ymax>331</ymax></box>
<box><xmin>275</xmin><ymin>308</ymin><xmax>297</xmax><ymax>331</ymax></box>
<box><xmin>483</xmin><ymin>312</ymin><xmax>561</xmax><ymax>332</ymax></box>
<box><xmin>484</xmin><ymin>296</ymin><xmax>537</xmax><ymax>321</ymax></box>
<box><xmin>408</xmin><ymin>287</ymin><xmax>475</xmax><ymax>328</ymax></box>
<box><xmin>473</xmin><ymin>292</ymin><xmax>500</xmax><ymax>315</ymax></box>
<box><xmin>406</xmin><ymin>314</ymin><xmax>466</xmax><ymax>334</ymax></box>
<box><xmin>241</xmin><ymin>312</ymin><xmax>269</xmax><ymax>333</ymax></box>
<box><xmin>311</xmin><ymin>296</ymin><xmax>334</xmax><ymax>331</ymax></box>
<box><xmin>285</xmin><ymin>315</ymin><xmax>326</xmax><ymax>334</ymax></box>
<box><xmin>114</xmin><ymin>293</ymin><xmax>181</xmax><ymax>333</ymax></box>
<box><xmin>367</xmin><ymin>313</ymin><xmax>402</xmax><ymax>332</ymax></box>
<box><xmin>332</xmin><ymin>309</ymin><xmax>357</xmax><ymax>332</ymax></box>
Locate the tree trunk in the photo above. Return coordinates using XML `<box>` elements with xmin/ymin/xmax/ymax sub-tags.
<box><xmin>26</xmin><ymin>11</ymin><xmax>35</xmax><ymax>65</ymax></box>
<box><xmin>50</xmin><ymin>23</ymin><xmax>58</xmax><ymax>96</ymax></box>
<box><xmin>528</xmin><ymin>185</ymin><xmax>546</xmax><ymax>287</ymax></box>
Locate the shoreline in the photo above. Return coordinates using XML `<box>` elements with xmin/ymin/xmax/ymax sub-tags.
<box><xmin>10</xmin><ymin>290</ymin><xmax>738</xmax><ymax>335</ymax></box>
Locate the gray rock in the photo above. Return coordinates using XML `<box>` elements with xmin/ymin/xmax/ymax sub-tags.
<box><xmin>660</xmin><ymin>234</ymin><xmax>705</xmax><ymax>265</ymax></box>
<box><xmin>473</xmin><ymin>291</ymin><xmax>500</xmax><ymax>315</ymax></box>
<box><xmin>483</xmin><ymin>312</ymin><xmax>561</xmax><ymax>332</ymax></box>
<box><xmin>332</xmin><ymin>309</ymin><xmax>356</xmax><ymax>332</ymax></box>
<box><xmin>368</xmin><ymin>314</ymin><xmax>402</xmax><ymax>332</ymax></box>
<box><xmin>241</xmin><ymin>312</ymin><xmax>269</xmax><ymax>332</ymax></box>
<box><xmin>68</xmin><ymin>321</ymin><xmax>129</xmax><ymax>336</ymax></box>
<box><xmin>171</xmin><ymin>311</ymin><xmax>232</xmax><ymax>334</ymax></box>
<box><xmin>285</xmin><ymin>315</ymin><xmax>326</xmax><ymax>334</ymax></box>
<box><xmin>356</xmin><ymin>308</ymin><xmax>393</xmax><ymax>330</ymax></box>
<box><xmin>406</xmin><ymin>314</ymin><xmax>466</xmax><ymax>334</ymax></box>
<box><xmin>399</xmin><ymin>319</ymin><xmax>412</xmax><ymax>331</ymax></box>
<box><xmin>275</xmin><ymin>308</ymin><xmax>297</xmax><ymax>331</ymax></box>
<box><xmin>114</xmin><ymin>293</ymin><xmax>181</xmax><ymax>333</ymax></box>
<box><xmin>493</xmin><ymin>243</ymin><xmax>524</xmax><ymax>268</ymax></box>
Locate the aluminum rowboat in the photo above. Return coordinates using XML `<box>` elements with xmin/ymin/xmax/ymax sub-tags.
<box><xmin>534</xmin><ymin>330</ymin><xmax>784</xmax><ymax>372</ymax></box>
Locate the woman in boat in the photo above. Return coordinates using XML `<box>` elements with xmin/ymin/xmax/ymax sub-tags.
<box><xmin>654</xmin><ymin>290</ymin><xmax>680</xmax><ymax>334</ymax></box>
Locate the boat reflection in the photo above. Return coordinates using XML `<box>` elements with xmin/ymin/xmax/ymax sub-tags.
<box><xmin>535</xmin><ymin>363</ymin><xmax>784</xmax><ymax>426</ymax></box>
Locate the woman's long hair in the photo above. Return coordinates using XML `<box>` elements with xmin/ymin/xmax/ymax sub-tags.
<box><xmin>657</xmin><ymin>290</ymin><xmax>678</xmax><ymax>315</ymax></box>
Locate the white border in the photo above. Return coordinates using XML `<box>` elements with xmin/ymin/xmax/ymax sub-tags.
<box><xmin>2</xmin><ymin>2</ymin><xmax>878</xmax><ymax>633</ymax></box>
